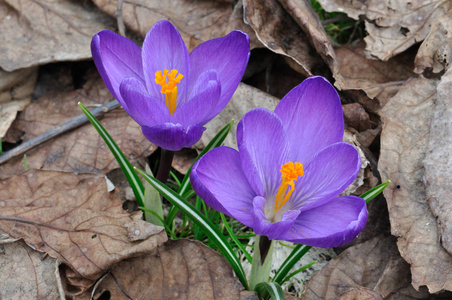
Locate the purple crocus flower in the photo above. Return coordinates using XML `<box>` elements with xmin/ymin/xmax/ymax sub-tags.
<box><xmin>91</xmin><ymin>20</ymin><xmax>250</xmax><ymax>151</ymax></box>
<box><xmin>190</xmin><ymin>76</ymin><xmax>368</xmax><ymax>247</ymax></box>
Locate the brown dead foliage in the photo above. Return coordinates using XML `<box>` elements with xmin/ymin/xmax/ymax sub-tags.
<box><xmin>0</xmin><ymin>239</ymin><xmax>62</xmax><ymax>299</ymax></box>
<box><xmin>89</xmin><ymin>239</ymin><xmax>257</xmax><ymax>300</ymax></box>
<box><xmin>318</xmin><ymin>0</ymin><xmax>452</xmax><ymax>61</ymax></box>
<box><xmin>415</xmin><ymin>11</ymin><xmax>452</xmax><ymax>74</ymax></box>
<box><xmin>302</xmin><ymin>235</ymin><xmax>438</xmax><ymax>299</ymax></box>
<box><xmin>0</xmin><ymin>75</ymin><xmax>155</xmax><ymax>178</ymax></box>
<box><xmin>92</xmin><ymin>0</ymin><xmax>260</xmax><ymax>51</ymax></box>
<box><xmin>0</xmin><ymin>170</ymin><xmax>167</xmax><ymax>296</ymax></box>
<box><xmin>0</xmin><ymin>67</ymin><xmax>37</xmax><ymax>140</ymax></box>
<box><xmin>335</xmin><ymin>40</ymin><xmax>414</xmax><ymax>108</ymax></box>
<box><xmin>379</xmin><ymin>75</ymin><xmax>452</xmax><ymax>293</ymax></box>
<box><xmin>0</xmin><ymin>0</ymin><xmax>116</xmax><ymax>71</ymax></box>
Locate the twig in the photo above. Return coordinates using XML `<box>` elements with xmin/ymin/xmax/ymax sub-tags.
<box><xmin>116</xmin><ymin>0</ymin><xmax>126</xmax><ymax>37</ymax></box>
<box><xmin>0</xmin><ymin>100</ymin><xmax>121</xmax><ymax>166</ymax></box>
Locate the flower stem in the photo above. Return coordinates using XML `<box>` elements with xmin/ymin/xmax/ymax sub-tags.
<box><xmin>249</xmin><ymin>235</ymin><xmax>274</xmax><ymax>291</ymax></box>
<box><xmin>156</xmin><ymin>148</ymin><xmax>174</xmax><ymax>184</ymax></box>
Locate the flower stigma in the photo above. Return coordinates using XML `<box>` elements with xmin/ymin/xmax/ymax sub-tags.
<box><xmin>155</xmin><ymin>69</ymin><xmax>183</xmax><ymax>115</ymax></box>
<box><xmin>274</xmin><ymin>162</ymin><xmax>304</xmax><ymax>212</ymax></box>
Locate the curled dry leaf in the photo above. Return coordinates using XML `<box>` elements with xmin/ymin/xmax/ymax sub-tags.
<box><xmin>302</xmin><ymin>235</ymin><xmax>434</xmax><ymax>300</ymax></box>
<box><xmin>0</xmin><ymin>239</ymin><xmax>62</xmax><ymax>299</ymax></box>
<box><xmin>335</xmin><ymin>40</ymin><xmax>414</xmax><ymax>108</ymax></box>
<box><xmin>0</xmin><ymin>75</ymin><xmax>155</xmax><ymax>178</ymax></box>
<box><xmin>90</xmin><ymin>239</ymin><xmax>257</xmax><ymax>300</ymax></box>
<box><xmin>318</xmin><ymin>0</ymin><xmax>451</xmax><ymax>61</ymax></box>
<box><xmin>415</xmin><ymin>11</ymin><xmax>452</xmax><ymax>74</ymax></box>
<box><xmin>242</xmin><ymin>0</ymin><xmax>329</xmax><ymax>77</ymax></box>
<box><xmin>92</xmin><ymin>0</ymin><xmax>259</xmax><ymax>51</ymax></box>
<box><xmin>0</xmin><ymin>0</ymin><xmax>115</xmax><ymax>71</ymax></box>
<box><xmin>379</xmin><ymin>76</ymin><xmax>452</xmax><ymax>293</ymax></box>
<box><xmin>424</xmin><ymin>68</ymin><xmax>452</xmax><ymax>255</ymax></box>
<box><xmin>0</xmin><ymin>67</ymin><xmax>38</xmax><ymax>140</ymax></box>
<box><xmin>0</xmin><ymin>170</ymin><xmax>167</xmax><ymax>295</ymax></box>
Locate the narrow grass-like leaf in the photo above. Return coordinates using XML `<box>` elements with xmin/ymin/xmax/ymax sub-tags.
<box><xmin>135</xmin><ymin>167</ymin><xmax>249</xmax><ymax>290</ymax></box>
<box><xmin>78</xmin><ymin>102</ymin><xmax>144</xmax><ymax>208</ymax></box>
<box><xmin>273</xmin><ymin>244</ymin><xmax>311</xmax><ymax>285</ymax></box>
<box><xmin>255</xmin><ymin>282</ymin><xmax>284</xmax><ymax>300</ymax></box>
<box><xmin>166</xmin><ymin>120</ymin><xmax>233</xmax><ymax>226</ymax></box>
<box><xmin>220</xmin><ymin>213</ymin><xmax>253</xmax><ymax>263</ymax></box>
<box><xmin>360</xmin><ymin>180</ymin><xmax>391</xmax><ymax>204</ymax></box>
<box><xmin>281</xmin><ymin>260</ymin><xmax>316</xmax><ymax>284</ymax></box>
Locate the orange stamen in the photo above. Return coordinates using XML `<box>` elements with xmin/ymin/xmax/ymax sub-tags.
<box><xmin>155</xmin><ymin>69</ymin><xmax>183</xmax><ymax>115</ymax></box>
<box><xmin>274</xmin><ymin>162</ymin><xmax>304</xmax><ymax>212</ymax></box>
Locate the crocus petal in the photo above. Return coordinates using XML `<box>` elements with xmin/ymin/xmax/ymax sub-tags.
<box><xmin>290</xmin><ymin>142</ymin><xmax>361</xmax><ymax>212</ymax></box>
<box><xmin>189</xmin><ymin>30</ymin><xmax>250</xmax><ymax>117</ymax></box>
<box><xmin>190</xmin><ymin>147</ymin><xmax>256</xmax><ymax>227</ymax></box>
<box><xmin>141</xmin><ymin>123</ymin><xmax>204</xmax><ymax>151</ymax></box>
<box><xmin>142</xmin><ymin>20</ymin><xmax>189</xmax><ymax>102</ymax></box>
<box><xmin>119</xmin><ymin>77</ymin><xmax>170</xmax><ymax>126</ymax></box>
<box><xmin>237</xmin><ymin>108</ymin><xmax>290</xmax><ymax>197</ymax></box>
<box><xmin>281</xmin><ymin>195</ymin><xmax>368</xmax><ymax>247</ymax></box>
<box><xmin>91</xmin><ymin>30</ymin><xmax>144</xmax><ymax>109</ymax></box>
<box><xmin>252</xmin><ymin>196</ymin><xmax>300</xmax><ymax>240</ymax></box>
<box><xmin>172</xmin><ymin>71</ymin><xmax>221</xmax><ymax>127</ymax></box>
<box><xmin>274</xmin><ymin>76</ymin><xmax>344</xmax><ymax>163</ymax></box>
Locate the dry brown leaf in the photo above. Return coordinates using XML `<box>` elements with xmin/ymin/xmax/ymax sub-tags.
<box><xmin>242</xmin><ymin>0</ymin><xmax>328</xmax><ymax>77</ymax></box>
<box><xmin>379</xmin><ymin>75</ymin><xmax>452</xmax><ymax>293</ymax></box>
<box><xmin>0</xmin><ymin>170</ymin><xmax>167</xmax><ymax>295</ymax></box>
<box><xmin>0</xmin><ymin>0</ymin><xmax>115</xmax><ymax>71</ymax></box>
<box><xmin>335</xmin><ymin>41</ymin><xmax>414</xmax><ymax>108</ymax></box>
<box><xmin>0</xmin><ymin>75</ymin><xmax>155</xmax><ymax>178</ymax></box>
<box><xmin>92</xmin><ymin>0</ymin><xmax>259</xmax><ymax>51</ymax></box>
<box><xmin>424</xmin><ymin>67</ymin><xmax>452</xmax><ymax>255</ymax></box>
<box><xmin>172</xmin><ymin>148</ymin><xmax>197</xmax><ymax>175</ymax></box>
<box><xmin>0</xmin><ymin>239</ymin><xmax>62</xmax><ymax>299</ymax></box>
<box><xmin>89</xmin><ymin>239</ymin><xmax>257</xmax><ymax>300</ymax></box>
<box><xmin>0</xmin><ymin>67</ymin><xmax>38</xmax><ymax>139</ymax></box>
<box><xmin>302</xmin><ymin>235</ymin><xmax>434</xmax><ymax>300</ymax></box>
<box><xmin>318</xmin><ymin>0</ymin><xmax>451</xmax><ymax>61</ymax></box>
<box><xmin>415</xmin><ymin>11</ymin><xmax>452</xmax><ymax>74</ymax></box>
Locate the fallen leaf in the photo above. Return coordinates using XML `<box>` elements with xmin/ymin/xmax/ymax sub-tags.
<box><xmin>302</xmin><ymin>235</ymin><xmax>435</xmax><ymax>299</ymax></box>
<box><xmin>0</xmin><ymin>67</ymin><xmax>38</xmax><ymax>140</ymax></box>
<box><xmin>343</xmin><ymin>103</ymin><xmax>377</xmax><ymax>132</ymax></box>
<box><xmin>242</xmin><ymin>0</ymin><xmax>328</xmax><ymax>77</ymax></box>
<box><xmin>424</xmin><ymin>67</ymin><xmax>452</xmax><ymax>255</ymax></box>
<box><xmin>318</xmin><ymin>0</ymin><xmax>451</xmax><ymax>61</ymax></box>
<box><xmin>0</xmin><ymin>0</ymin><xmax>116</xmax><ymax>71</ymax></box>
<box><xmin>0</xmin><ymin>75</ymin><xmax>155</xmax><ymax>178</ymax></box>
<box><xmin>414</xmin><ymin>11</ymin><xmax>452</xmax><ymax>74</ymax></box>
<box><xmin>379</xmin><ymin>75</ymin><xmax>452</xmax><ymax>293</ymax></box>
<box><xmin>90</xmin><ymin>239</ymin><xmax>257</xmax><ymax>300</ymax></box>
<box><xmin>92</xmin><ymin>0</ymin><xmax>260</xmax><ymax>50</ymax></box>
<box><xmin>0</xmin><ymin>239</ymin><xmax>62</xmax><ymax>299</ymax></box>
<box><xmin>0</xmin><ymin>170</ymin><xmax>167</xmax><ymax>295</ymax></box>
<box><xmin>335</xmin><ymin>40</ymin><xmax>414</xmax><ymax>108</ymax></box>
<box><xmin>172</xmin><ymin>148</ymin><xmax>198</xmax><ymax>175</ymax></box>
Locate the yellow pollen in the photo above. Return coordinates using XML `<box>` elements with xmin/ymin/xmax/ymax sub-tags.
<box><xmin>155</xmin><ymin>69</ymin><xmax>183</xmax><ymax>116</ymax></box>
<box><xmin>274</xmin><ymin>162</ymin><xmax>304</xmax><ymax>212</ymax></box>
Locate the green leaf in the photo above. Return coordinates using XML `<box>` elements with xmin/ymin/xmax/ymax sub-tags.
<box><xmin>220</xmin><ymin>213</ymin><xmax>253</xmax><ymax>264</ymax></box>
<box><xmin>360</xmin><ymin>180</ymin><xmax>391</xmax><ymax>204</ymax></box>
<box><xmin>135</xmin><ymin>167</ymin><xmax>249</xmax><ymax>290</ymax></box>
<box><xmin>78</xmin><ymin>102</ymin><xmax>144</xmax><ymax>208</ymax></box>
<box><xmin>143</xmin><ymin>164</ymin><xmax>164</xmax><ymax>226</ymax></box>
<box><xmin>166</xmin><ymin>120</ymin><xmax>233</xmax><ymax>226</ymax></box>
<box><xmin>280</xmin><ymin>260</ymin><xmax>316</xmax><ymax>284</ymax></box>
<box><xmin>273</xmin><ymin>244</ymin><xmax>311</xmax><ymax>285</ymax></box>
<box><xmin>255</xmin><ymin>282</ymin><xmax>284</xmax><ymax>300</ymax></box>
